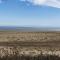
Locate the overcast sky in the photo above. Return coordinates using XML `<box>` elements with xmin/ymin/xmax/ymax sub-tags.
<box><xmin>0</xmin><ymin>0</ymin><xmax>60</xmax><ymax>27</ymax></box>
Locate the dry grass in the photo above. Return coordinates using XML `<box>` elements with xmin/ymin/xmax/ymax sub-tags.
<box><xmin>0</xmin><ymin>31</ymin><xmax>60</xmax><ymax>59</ymax></box>
<box><xmin>0</xmin><ymin>31</ymin><xmax>60</xmax><ymax>42</ymax></box>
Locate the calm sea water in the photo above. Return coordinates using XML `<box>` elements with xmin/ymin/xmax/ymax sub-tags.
<box><xmin>0</xmin><ymin>26</ymin><xmax>60</xmax><ymax>32</ymax></box>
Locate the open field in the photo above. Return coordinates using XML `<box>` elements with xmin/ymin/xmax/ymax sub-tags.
<box><xmin>0</xmin><ymin>31</ymin><xmax>60</xmax><ymax>42</ymax></box>
<box><xmin>0</xmin><ymin>31</ymin><xmax>60</xmax><ymax>60</ymax></box>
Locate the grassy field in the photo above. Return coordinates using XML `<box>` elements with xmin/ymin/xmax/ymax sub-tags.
<box><xmin>0</xmin><ymin>54</ymin><xmax>60</xmax><ymax>60</ymax></box>
<box><xmin>0</xmin><ymin>31</ymin><xmax>60</xmax><ymax>42</ymax></box>
<box><xmin>0</xmin><ymin>31</ymin><xmax>60</xmax><ymax>60</ymax></box>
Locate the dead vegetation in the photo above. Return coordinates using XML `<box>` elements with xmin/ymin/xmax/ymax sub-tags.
<box><xmin>0</xmin><ymin>31</ymin><xmax>60</xmax><ymax>42</ymax></box>
<box><xmin>0</xmin><ymin>31</ymin><xmax>60</xmax><ymax>60</ymax></box>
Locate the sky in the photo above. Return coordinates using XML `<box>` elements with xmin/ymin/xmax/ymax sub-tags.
<box><xmin>0</xmin><ymin>0</ymin><xmax>60</xmax><ymax>27</ymax></box>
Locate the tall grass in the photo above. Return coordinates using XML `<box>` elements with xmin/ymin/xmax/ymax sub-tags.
<box><xmin>0</xmin><ymin>46</ymin><xmax>60</xmax><ymax>60</ymax></box>
<box><xmin>0</xmin><ymin>54</ymin><xmax>60</xmax><ymax>60</ymax></box>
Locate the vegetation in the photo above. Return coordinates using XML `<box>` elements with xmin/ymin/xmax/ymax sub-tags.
<box><xmin>0</xmin><ymin>46</ymin><xmax>59</xmax><ymax>60</ymax></box>
<box><xmin>0</xmin><ymin>31</ymin><xmax>60</xmax><ymax>60</ymax></box>
<box><xmin>0</xmin><ymin>54</ymin><xmax>60</xmax><ymax>60</ymax></box>
<box><xmin>0</xmin><ymin>31</ymin><xmax>60</xmax><ymax>42</ymax></box>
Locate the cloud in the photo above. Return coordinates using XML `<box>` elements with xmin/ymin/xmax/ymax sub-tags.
<box><xmin>20</xmin><ymin>0</ymin><xmax>60</xmax><ymax>8</ymax></box>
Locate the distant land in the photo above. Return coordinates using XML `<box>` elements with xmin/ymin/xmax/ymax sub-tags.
<box><xmin>0</xmin><ymin>26</ymin><xmax>60</xmax><ymax>32</ymax></box>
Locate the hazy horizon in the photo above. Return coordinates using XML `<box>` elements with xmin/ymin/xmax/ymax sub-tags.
<box><xmin>0</xmin><ymin>26</ymin><xmax>60</xmax><ymax>31</ymax></box>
